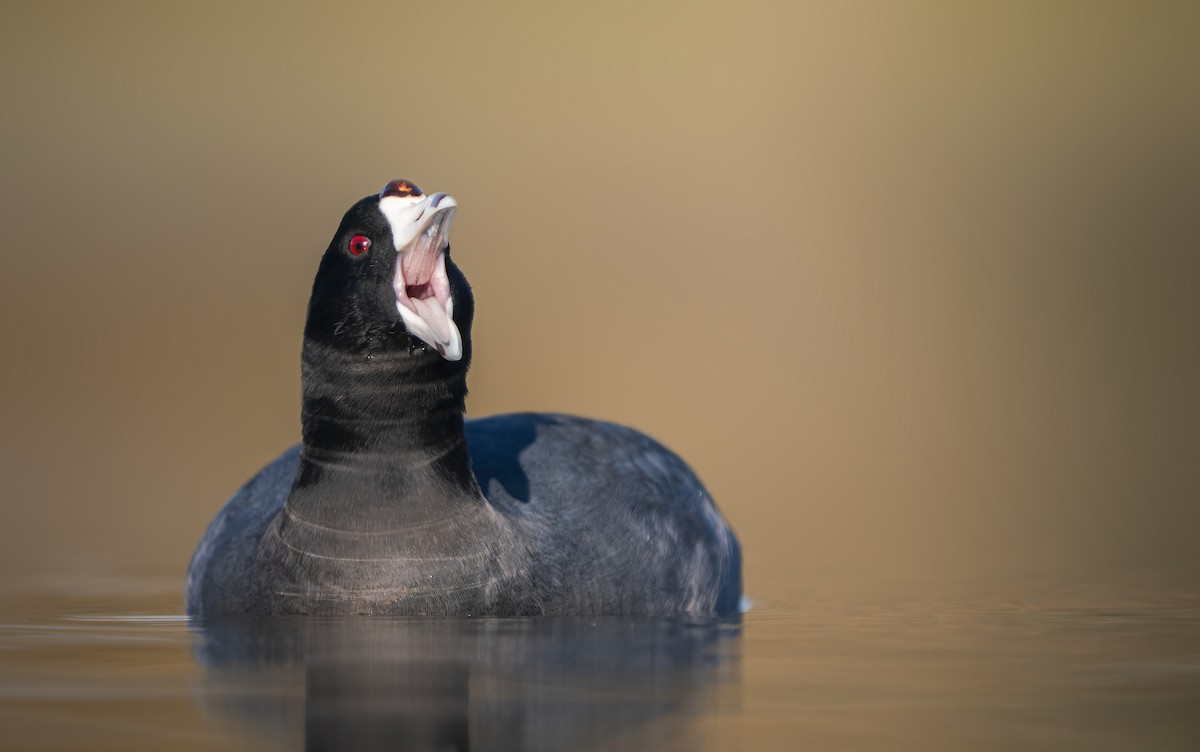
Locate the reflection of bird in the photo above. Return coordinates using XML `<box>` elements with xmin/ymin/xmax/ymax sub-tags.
<box><xmin>193</xmin><ymin>617</ymin><xmax>741</xmax><ymax>752</ymax></box>
<box><xmin>185</xmin><ymin>180</ymin><xmax>741</xmax><ymax>617</ymax></box>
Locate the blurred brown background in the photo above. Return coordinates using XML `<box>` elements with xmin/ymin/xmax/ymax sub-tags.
<box><xmin>1</xmin><ymin>1</ymin><xmax>1196</xmax><ymax>605</ymax></box>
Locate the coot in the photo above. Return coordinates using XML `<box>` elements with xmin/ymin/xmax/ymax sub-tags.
<box><xmin>185</xmin><ymin>180</ymin><xmax>741</xmax><ymax>617</ymax></box>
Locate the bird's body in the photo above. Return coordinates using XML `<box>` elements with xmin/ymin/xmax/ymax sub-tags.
<box><xmin>185</xmin><ymin>181</ymin><xmax>741</xmax><ymax>617</ymax></box>
<box><xmin>186</xmin><ymin>413</ymin><xmax>739</xmax><ymax>616</ymax></box>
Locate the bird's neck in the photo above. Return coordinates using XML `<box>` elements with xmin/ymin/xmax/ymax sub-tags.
<box><xmin>284</xmin><ymin>337</ymin><xmax>482</xmax><ymax>530</ymax></box>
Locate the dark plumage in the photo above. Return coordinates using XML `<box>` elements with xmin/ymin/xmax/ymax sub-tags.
<box><xmin>185</xmin><ymin>182</ymin><xmax>741</xmax><ymax>617</ymax></box>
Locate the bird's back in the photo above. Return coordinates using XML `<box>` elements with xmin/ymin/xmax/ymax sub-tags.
<box><xmin>467</xmin><ymin>413</ymin><xmax>742</xmax><ymax>615</ymax></box>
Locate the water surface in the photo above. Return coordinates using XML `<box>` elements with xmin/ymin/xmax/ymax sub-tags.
<box><xmin>2</xmin><ymin>584</ymin><xmax>1197</xmax><ymax>750</ymax></box>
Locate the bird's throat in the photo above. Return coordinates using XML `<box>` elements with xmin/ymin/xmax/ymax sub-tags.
<box><xmin>284</xmin><ymin>337</ymin><xmax>481</xmax><ymax>533</ymax></box>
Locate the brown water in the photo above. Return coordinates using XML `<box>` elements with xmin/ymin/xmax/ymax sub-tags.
<box><xmin>2</xmin><ymin>2</ymin><xmax>1199</xmax><ymax>749</ymax></box>
<box><xmin>2</xmin><ymin>584</ymin><xmax>1198</xmax><ymax>751</ymax></box>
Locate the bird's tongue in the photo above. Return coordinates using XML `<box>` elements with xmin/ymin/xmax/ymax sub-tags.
<box><xmin>403</xmin><ymin>290</ymin><xmax>453</xmax><ymax>346</ymax></box>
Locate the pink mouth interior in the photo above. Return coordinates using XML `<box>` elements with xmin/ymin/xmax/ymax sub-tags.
<box><xmin>401</xmin><ymin>237</ymin><xmax>439</xmax><ymax>290</ymax></box>
<box><xmin>394</xmin><ymin>208</ymin><xmax>455</xmax><ymax>345</ymax></box>
<box><xmin>399</xmin><ymin>207</ymin><xmax>451</xmax><ymax>300</ymax></box>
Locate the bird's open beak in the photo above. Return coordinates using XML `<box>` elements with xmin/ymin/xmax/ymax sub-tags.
<box><xmin>378</xmin><ymin>189</ymin><xmax>462</xmax><ymax>361</ymax></box>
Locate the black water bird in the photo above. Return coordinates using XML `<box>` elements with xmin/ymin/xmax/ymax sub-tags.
<box><xmin>185</xmin><ymin>180</ymin><xmax>741</xmax><ymax>616</ymax></box>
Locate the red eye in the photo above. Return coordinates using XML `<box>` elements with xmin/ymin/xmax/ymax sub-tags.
<box><xmin>349</xmin><ymin>235</ymin><xmax>371</xmax><ymax>256</ymax></box>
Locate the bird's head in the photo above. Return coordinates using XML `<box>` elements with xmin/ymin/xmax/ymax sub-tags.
<box><xmin>305</xmin><ymin>180</ymin><xmax>472</xmax><ymax>363</ymax></box>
